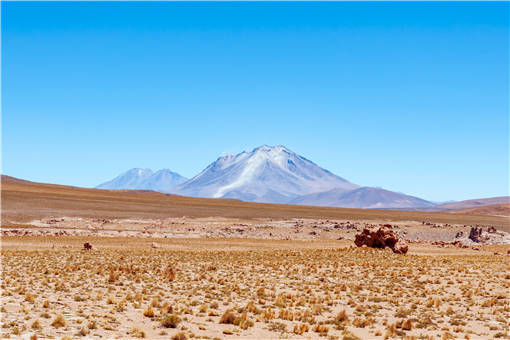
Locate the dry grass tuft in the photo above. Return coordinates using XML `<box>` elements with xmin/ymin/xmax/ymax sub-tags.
<box><xmin>50</xmin><ymin>314</ymin><xmax>66</xmax><ymax>328</ymax></box>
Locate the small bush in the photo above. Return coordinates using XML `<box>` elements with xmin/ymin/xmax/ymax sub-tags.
<box><xmin>31</xmin><ymin>320</ymin><xmax>41</xmax><ymax>330</ymax></box>
<box><xmin>171</xmin><ymin>332</ymin><xmax>187</xmax><ymax>340</ymax></box>
<box><xmin>161</xmin><ymin>314</ymin><xmax>181</xmax><ymax>328</ymax></box>
<box><xmin>51</xmin><ymin>314</ymin><xmax>66</xmax><ymax>328</ymax></box>
<box><xmin>335</xmin><ymin>310</ymin><xmax>349</xmax><ymax>323</ymax></box>
<box><xmin>130</xmin><ymin>327</ymin><xmax>146</xmax><ymax>338</ymax></box>
<box><xmin>219</xmin><ymin>310</ymin><xmax>236</xmax><ymax>324</ymax></box>
<box><xmin>143</xmin><ymin>306</ymin><xmax>155</xmax><ymax>318</ymax></box>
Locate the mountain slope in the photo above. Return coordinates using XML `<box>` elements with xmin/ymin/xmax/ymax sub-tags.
<box><xmin>175</xmin><ymin>145</ymin><xmax>359</xmax><ymax>203</ymax></box>
<box><xmin>5</xmin><ymin>175</ymin><xmax>509</xmax><ymax>232</ymax></box>
<box><xmin>97</xmin><ymin>168</ymin><xmax>187</xmax><ymax>192</ymax></box>
<box><xmin>290</xmin><ymin>187</ymin><xmax>436</xmax><ymax>209</ymax></box>
<box><xmin>432</xmin><ymin>196</ymin><xmax>510</xmax><ymax>211</ymax></box>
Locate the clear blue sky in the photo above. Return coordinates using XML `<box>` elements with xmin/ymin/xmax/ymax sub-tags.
<box><xmin>2</xmin><ymin>1</ymin><xmax>508</xmax><ymax>202</ymax></box>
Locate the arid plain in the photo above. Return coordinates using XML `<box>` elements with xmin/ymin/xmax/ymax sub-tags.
<box><xmin>1</xmin><ymin>176</ymin><xmax>509</xmax><ymax>339</ymax></box>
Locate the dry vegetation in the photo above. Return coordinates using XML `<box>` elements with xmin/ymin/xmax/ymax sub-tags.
<box><xmin>1</xmin><ymin>176</ymin><xmax>509</xmax><ymax>339</ymax></box>
<box><xmin>1</xmin><ymin>238</ymin><xmax>509</xmax><ymax>339</ymax></box>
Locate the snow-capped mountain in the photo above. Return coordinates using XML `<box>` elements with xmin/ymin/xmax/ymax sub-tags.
<box><xmin>175</xmin><ymin>145</ymin><xmax>359</xmax><ymax>203</ymax></box>
<box><xmin>96</xmin><ymin>146</ymin><xmax>437</xmax><ymax>209</ymax></box>
<box><xmin>290</xmin><ymin>187</ymin><xmax>436</xmax><ymax>209</ymax></box>
<box><xmin>96</xmin><ymin>168</ymin><xmax>187</xmax><ymax>192</ymax></box>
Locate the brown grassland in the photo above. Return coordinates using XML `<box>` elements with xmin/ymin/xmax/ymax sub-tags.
<box><xmin>1</xmin><ymin>176</ymin><xmax>508</xmax><ymax>231</ymax></box>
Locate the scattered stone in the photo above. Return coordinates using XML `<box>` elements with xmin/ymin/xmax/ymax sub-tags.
<box><xmin>83</xmin><ymin>242</ymin><xmax>93</xmax><ymax>251</ymax></box>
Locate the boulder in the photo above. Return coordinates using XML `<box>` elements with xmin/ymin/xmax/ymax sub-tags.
<box><xmin>354</xmin><ymin>227</ymin><xmax>408</xmax><ymax>254</ymax></box>
<box><xmin>469</xmin><ymin>227</ymin><xmax>484</xmax><ymax>243</ymax></box>
<box><xmin>83</xmin><ymin>242</ymin><xmax>93</xmax><ymax>251</ymax></box>
<box><xmin>393</xmin><ymin>239</ymin><xmax>409</xmax><ymax>254</ymax></box>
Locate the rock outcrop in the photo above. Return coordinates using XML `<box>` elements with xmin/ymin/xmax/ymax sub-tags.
<box><xmin>354</xmin><ymin>227</ymin><xmax>408</xmax><ymax>254</ymax></box>
<box><xmin>469</xmin><ymin>227</ymin><xmax>484</xmax><ymax>243</ymax></box>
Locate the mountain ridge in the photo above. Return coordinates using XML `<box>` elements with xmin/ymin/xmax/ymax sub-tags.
<box><xmin>290</xmin><ymin>186</ymin><xmax>436</xmax><ymax>209</ymax></box>
<box><xmin>93</xmin><ymin>145</ymin><xmax>506</xmax><ymax>210</ymax></box>
<box><xmin>96</xmin><ymin>168</ymin><xmax>187</xmax><ymax>192</ymax></box>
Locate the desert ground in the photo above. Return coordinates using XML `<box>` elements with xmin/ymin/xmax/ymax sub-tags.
<box><xmin>1</xmin><ymin>176</ymin><xmax>509</xmax><ymax>339</ymax></box>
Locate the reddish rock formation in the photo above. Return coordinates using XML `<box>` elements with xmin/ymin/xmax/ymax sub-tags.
<box><xmin>469</xmin><ymin>227</ymin><xmax>484</xmax><ymax>243</ymax></box>
<box><xmin>393</xmin><ymin>239</ymin><xmax>409</xmax><ymax>254</ymax></box>
<box><xmin>354</xmin><ymin>227</ymin><xmax>408</xmax><ymax>254</ymax></box>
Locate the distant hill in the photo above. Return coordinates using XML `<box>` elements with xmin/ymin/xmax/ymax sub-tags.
<box><xmin>449</xmin><ymin>203</ymin><xmax>510</xmax><ymax>217</ymax></box>
<box><xmin>290</xmin><ymin>187</ymin><xmax>436</xmax><ymax>209</ymax></box>
<box><xmin>3</xmin><ymin>174</ymin><xmax>509</xmax><ymax>232</ymax></box>
<box><xmin>433</xmin><ymin>196</ymin><xmax>509</xmax><ymax>211</ymax></box>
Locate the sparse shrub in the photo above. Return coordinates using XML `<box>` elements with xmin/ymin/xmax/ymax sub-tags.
<box><xmin>77</xmin><ymin>327</ymin><xmax>89</xmax><ymax>336</ymax></box>
<box><xmin>31</xmin><ymin>320</ymin><xmax>41</xmax><ymax>330</ymax></box>
<box><xmin>256</xmin><ymin>288</ymin><xmax>265</xmax><ymax>298</ymax></box>
<box><xmin>130</xmin><ymin>327</ymin><xmax>146</xmax><ymax>338</ymax></box>
<box><xmin>51</xmin><ymin>314</ymin><xmax>66</xmax><ymax>328</ymax></box>
<box><xmin>402</xmin><ymin>318</ymin><xmax>413</xmax><ymax>330</ymax></box>
<box><xmin>335</xmin><ymin>310</ymin><xmax>349</xmax><ymax>323</ymax></box>
<box><xmin>219</xmin><ymin>310</ymin><xmax>236</xmax><ymax>324</ymax></box>
<box><xmin>352</xmin><ymin>317</ymin><xmax>369</xmax><ymax>328</ymax></box>
<box><xmin>171</xmin><ymin>332</ymin><xmax>187</xmax><ymax>340</ymax></box>
<box><xmin>164</xmin><ymin>265</ymin><xmax>176</xmax><ymax>281</ymax></box>
<box><xmin>24</xmin><ymin>294</ymin><xmax>35</xmax><ymax>303</ymax></box>
<box><xmin>143</xmin><ymin>306</ymin><xmax>155</xmax><ymax>318</ymax></box>
<box><xmin>293</xmin><ymin>323</ymin><xmax>309</xmax><ymax>335</ymax></box>
<box><xmin>312</xmin><ymin>323</ymin><xmax>329</xmax><ymax>335</ymax></box>
<box><xmin>161</xmin><ymin>314</ymin><xmax>181</xmax><ymax>328</ymax></box>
